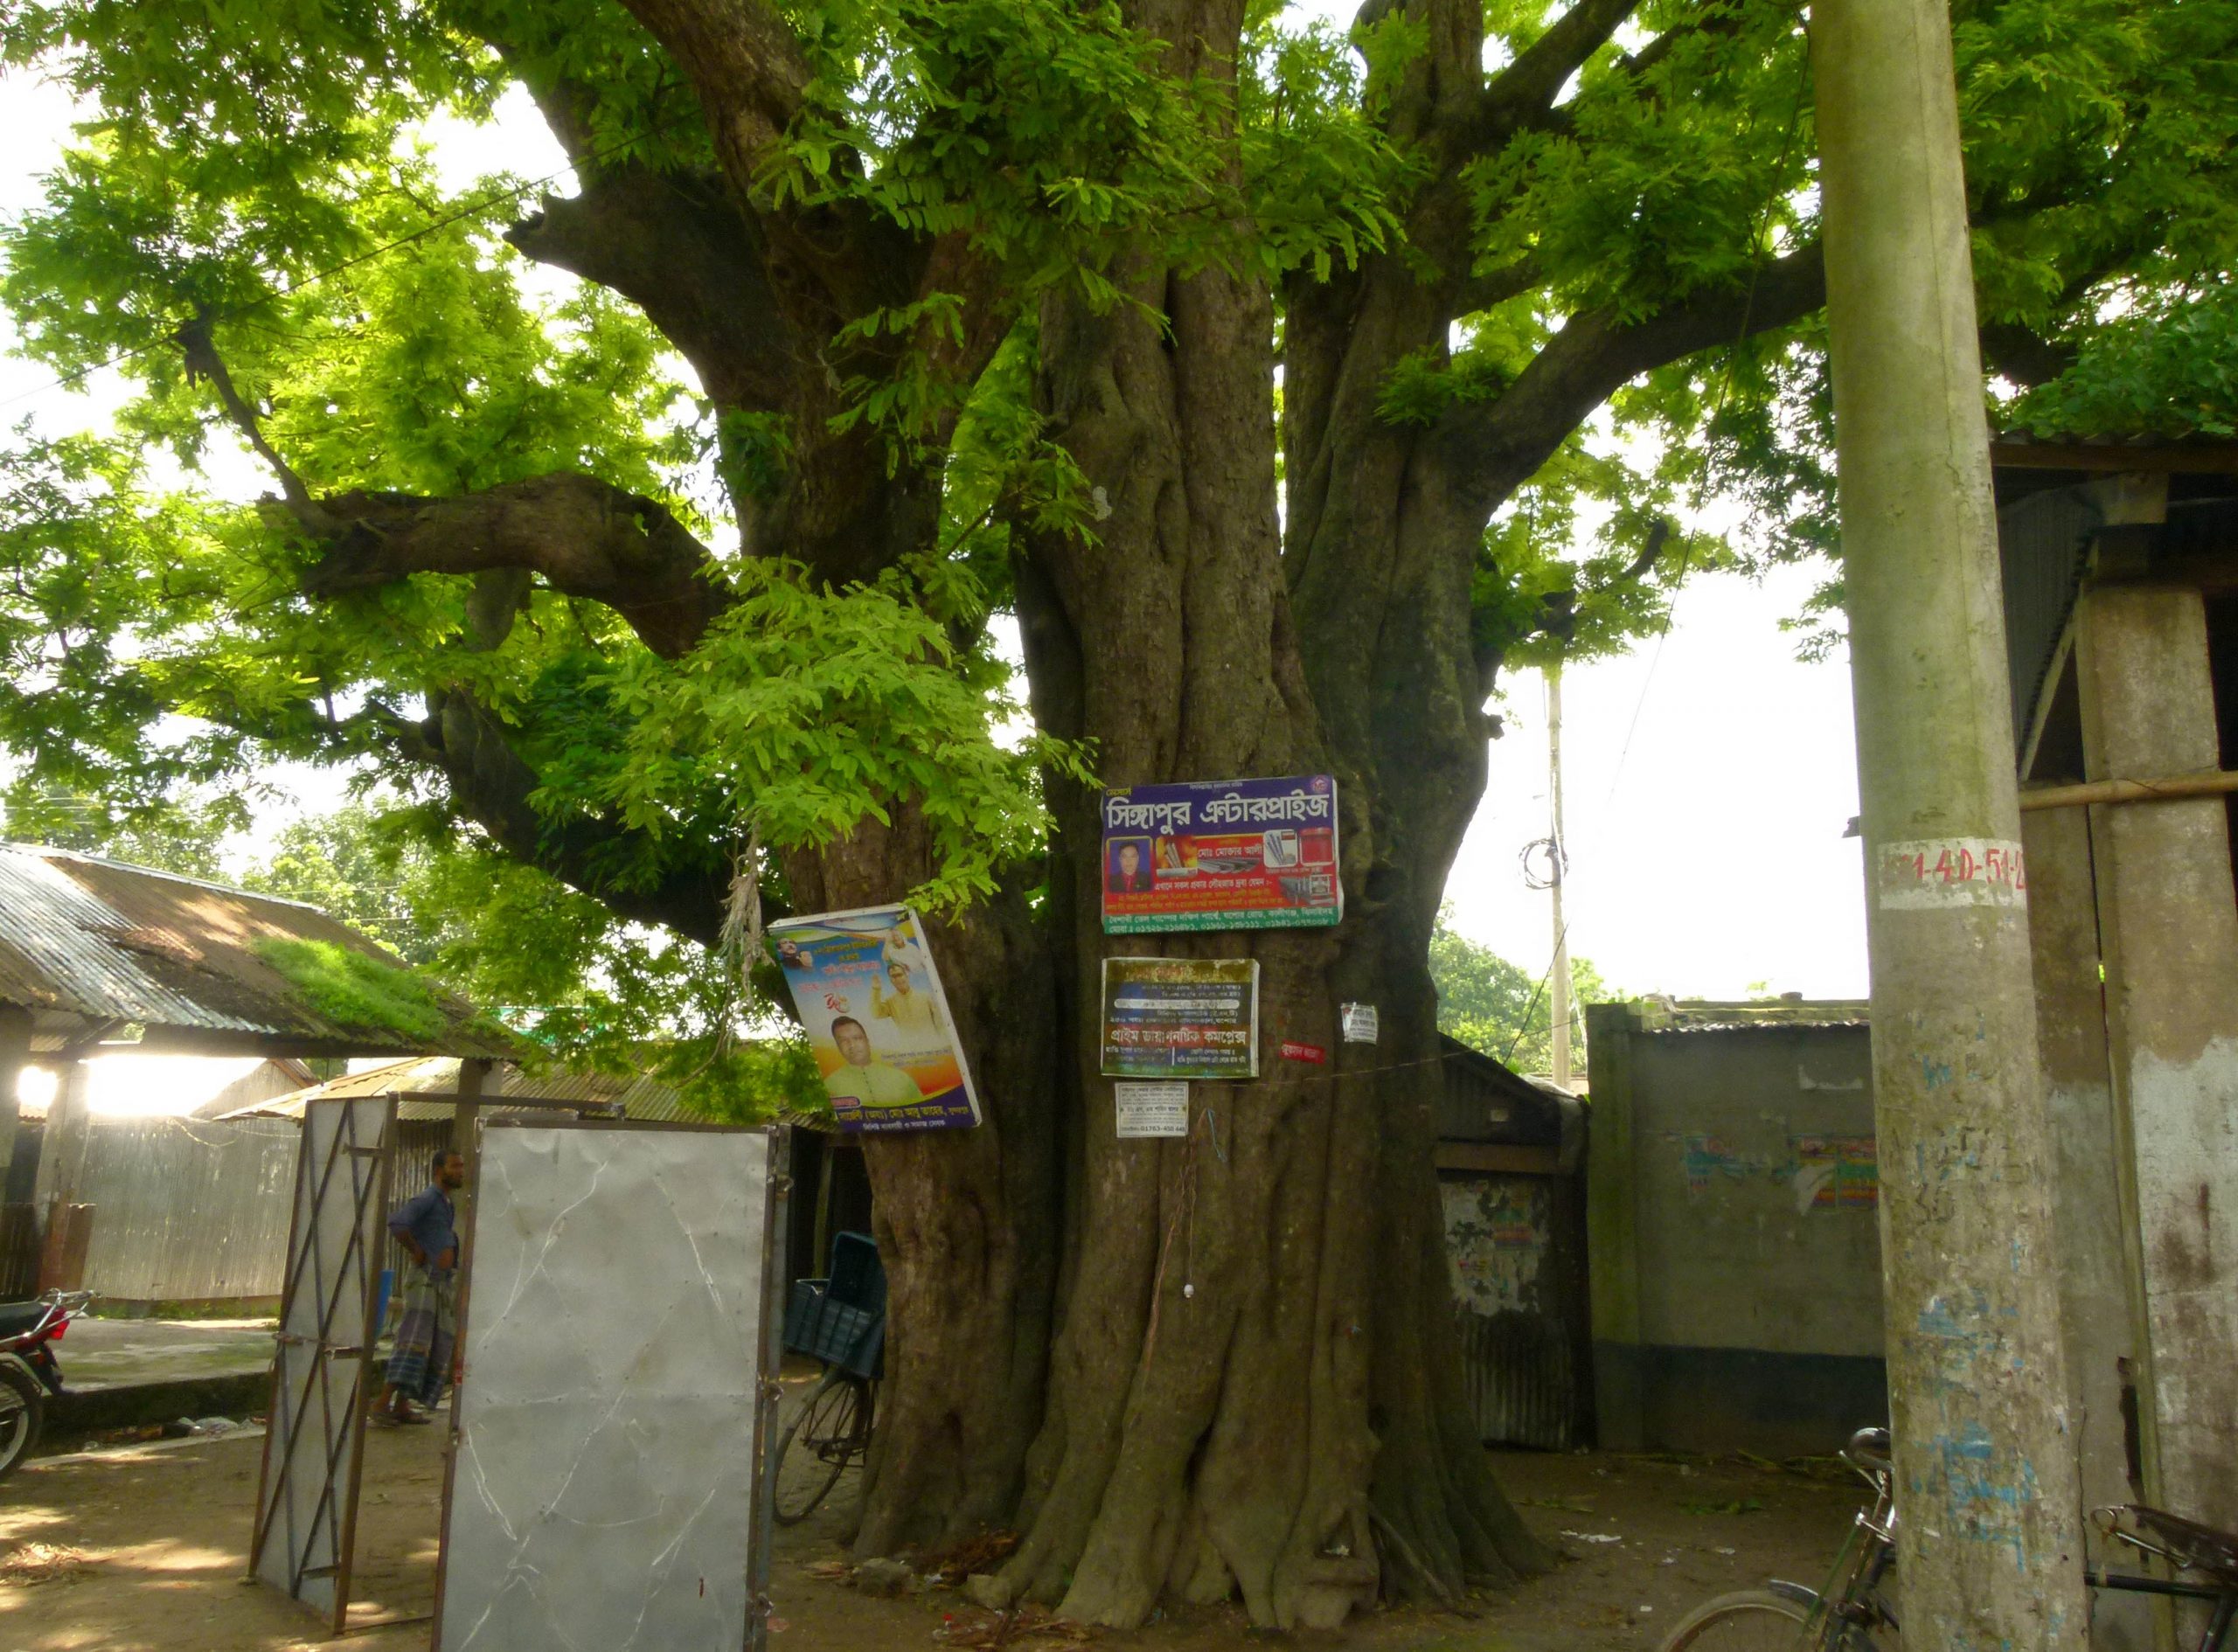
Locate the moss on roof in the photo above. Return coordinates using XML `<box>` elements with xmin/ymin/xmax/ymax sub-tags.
<box><xmin>254</xmin><ymin>937</ymin><xmax>448</xmax><ymax>1042</ymax></box>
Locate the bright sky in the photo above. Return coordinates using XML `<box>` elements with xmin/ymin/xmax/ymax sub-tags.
<box><xmin>0</xmin><ymin>22</ymin><xmax>1871</xmax><ymax>1017</ymax></box>
<box><xmin>14</xmin><ymin>1052</ymin><xmax>270</xmax><ymax>1117</ymax></box>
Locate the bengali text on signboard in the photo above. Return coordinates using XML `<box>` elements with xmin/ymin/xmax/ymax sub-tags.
<box><xmin>1101</xmin><ymin>775</ymin><xmax>1341</xmax><ymax>934</ymax></box>
<box><xmin>1100</xmin><ymin>957</ymin><xmax>1261</xmax><ymax>1080</ymax></box>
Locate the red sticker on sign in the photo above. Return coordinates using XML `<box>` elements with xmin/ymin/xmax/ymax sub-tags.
<box><xmin>1280</xmin><ymin>1041</ymin><xmax>1327</xmax><ymax>1065</ymax></box>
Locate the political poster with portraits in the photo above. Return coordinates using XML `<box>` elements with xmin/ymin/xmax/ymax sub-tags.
<box><xmin>768</xmin><ymin>905</ymin><xmax>982</xmax><ymax>1133</ymax></box>
<box><xmin>1101</xmin><ymin>774</ymin><xmax>1341</xmax><ymax>934</ymax></box>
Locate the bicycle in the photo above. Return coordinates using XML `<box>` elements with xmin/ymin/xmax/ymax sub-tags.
<box><xmin>770</xmin><ymin>1232</ymin><xmax>885</xmax><ymax>1527</ymax></box>
<box><xmin>1660</xmin><ymin>1425</ymin><xmax>2238</xmax><ymax>1650</ymax></box>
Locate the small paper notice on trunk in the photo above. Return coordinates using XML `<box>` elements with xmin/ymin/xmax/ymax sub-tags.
<box><xmin>1115</xmin><ymin>1081</ymin><xmax>1189</xmax><ymax>1138</ymax></box>
<box><xmin>1340</xmin><ymin>1003</ymin><xmax>1380</xmax><ymax>1044</ymax></box>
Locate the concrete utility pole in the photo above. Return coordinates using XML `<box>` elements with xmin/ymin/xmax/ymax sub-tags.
<box><xmin>1811</xmin><ymin>1</ymin><xmax>2088</xmax><ymax>1646</ymax></box>
<box><xmin>1546</xmin><ymin>668</ymin><xmax>1573</xmax><ymax>1090</ymax></box>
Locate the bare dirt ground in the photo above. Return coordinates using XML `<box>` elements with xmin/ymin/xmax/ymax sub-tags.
<box><xmin>0</xmin><ymin>1400</ymin><xmax>1867</xmax><ymax>1652</ymax></box>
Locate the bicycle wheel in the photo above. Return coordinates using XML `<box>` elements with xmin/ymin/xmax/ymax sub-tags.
<box><xmin>772</xmin><ymin>1371</ymin><xmax>865</xmax><ymax>1526</ymax></box>
<box><xmin>1659</xmin><ymin>1589</ymin><xmax>1856</xmax><ymax>1651</ymax></box>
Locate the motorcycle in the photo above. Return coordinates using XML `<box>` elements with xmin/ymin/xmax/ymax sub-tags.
<box><xmin>0</xmin><ymin>1289</ymin><xmax>94</xmax><ymax>1481</ymax></box>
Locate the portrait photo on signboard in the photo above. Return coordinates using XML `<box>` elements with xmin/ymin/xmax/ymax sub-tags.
<box><xmin>1106</xmin><ymin>836</ymin><xmax>1155</xmax><ymax>894</ymax></box>
<box><xmin>768</xmin><ymin>905</ymin><xmax>982</xmax><ymax>1133</ymax></box>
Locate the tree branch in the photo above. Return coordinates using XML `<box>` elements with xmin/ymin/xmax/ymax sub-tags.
<box><xmin>1453</xmin><ymin>254</ymin><xmax>1542</xmax><ymax>317</ymax></box>
<box><xmin>415</xmin><ymin>691</ymin><xmax>732</xmax><ymax>945</ymax></box>
<box><xmin>302</xmin><ymin>473</ymin><xmax>730</xmax><ymax>659</ymax></box>
<box><xmin>615</xmin><ymin>0</ymin><xmax>813</xmax><ymax>198</ymax></box>
<box><xmin>1979</xmin><ymin>323</ymin><xmax>2078</xmax><ymax>390</ymax></box>
<box><xmin>507</xmin><ymin>168</ymin><xmax>797</xmax><ymax>413</ymax></box>
<box><xmin>175</xmin><ymin>309</ymin><xmax>328</xmax><ymax>531</ymax></box>
<box><xmin>1467</xmin><ymin>0</ymin><xmax>1642</xmax><ymax>147</ymax></box>
<box><xmin>1437</xmin><ymin>240</ymin><xmax>1826</xmax><ymax>515</ymax></box>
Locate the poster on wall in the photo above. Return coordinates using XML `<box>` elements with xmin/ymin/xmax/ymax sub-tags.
<box><xmin>1791</xmin><ymin>1134</ymin><xmax>1879</xmax><ymax>1210</ymax></box>
<box><xmin>1114</xmin><ymin>1081</ymin><xmax>1189</xmax><ymax>1139</ymax></box>
<box><xmin>769</xmin><ymin>905</ymin><xmax>982</xmax><ymax>1133</ymax></box>
<box><xmin>1100</xmin><ymin>957</ymin><xmax>1260</xmax><ymax>1079</ymax></box>
<box><xmin>1102</xmin><ymin>774</ymin><xmax>1341</xmax><ymax>934</ymax></box>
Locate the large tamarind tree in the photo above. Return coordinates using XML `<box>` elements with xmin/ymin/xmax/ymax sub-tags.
<box><xmin>2</xmin><ymin>0</ymin><xmax>2232</xmax><ymax>1628</ymax></box>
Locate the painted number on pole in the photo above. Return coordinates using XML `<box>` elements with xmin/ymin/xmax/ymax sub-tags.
<box><xmin>1116</xmin><ymin>1081</ymin><xmax>1189</xmax><ymax>1138</ymax></box>
<box><xmin>1875</xmin><ymin>838</ymin><xmax>2026</xmax><ymax>910</ymax></box>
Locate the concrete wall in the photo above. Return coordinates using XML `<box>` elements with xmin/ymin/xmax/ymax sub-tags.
<box><xmin>2075</xmin><ymin>582</ymin><xmax>2238</xmax><ymax>1542</ymax></box>
<box><xmin>1589</xmin><ymin>1007</ymin><xmax>1888</xmax><ymax>1456</ymax></box>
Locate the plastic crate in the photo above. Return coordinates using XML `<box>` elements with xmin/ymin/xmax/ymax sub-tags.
<box><xmin>783</xmin><ymin>1280</ymin><xmax>885</xmax><ymax>1378</ymax></box>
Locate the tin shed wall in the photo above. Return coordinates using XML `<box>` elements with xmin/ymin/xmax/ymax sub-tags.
<box><xmin>73</xmin><ymin>1115</ymin><xmax>298</xmax><ymax>1305</ymax></box>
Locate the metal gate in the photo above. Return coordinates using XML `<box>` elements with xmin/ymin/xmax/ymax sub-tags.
<box><xmin>248</xmin><ymin>1096</ymin><xmax>395</xmax><ymax>1632</ymax></box>
<box><xmin>431</xmin><ymin>1120</ymin><xmax>785</xmax><ymax>1652</ymax></box>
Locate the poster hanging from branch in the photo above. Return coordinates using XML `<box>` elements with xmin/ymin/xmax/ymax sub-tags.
<box><xmin>1101</xmin><ymin>774</ymin><xmax>1341</xmax><ymax>934</ymax></box>
<box><xmin>769</xmin><ymin>905</ymin><xmax>983</xmax><ymax>1132</ymax></box>
<box><xmin>1101</xmin><ymin>958</ymin><xmax>1260</xmax><ymax>1079</ymax></box>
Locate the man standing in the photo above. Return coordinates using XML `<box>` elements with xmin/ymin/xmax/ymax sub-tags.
<box><xmin>372</xmin><ymin>1149</ymin><xmax>465</xmax><ymax>1426</ymax></box>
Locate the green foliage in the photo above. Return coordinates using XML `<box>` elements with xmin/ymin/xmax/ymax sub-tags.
<box><xmin>1428</xmin><ymin>906</ymin><xmax>1605</xmax><ymax>1077</ymax></box>
<box><xmin>254</xmin><ymin>935</ymin><xmax>448</xmax><ymax>1040</ymax></box>
<box><xmin>1</xmin><ymin>0</ymin><xmax>2235</xmax><ymax>1037</ymax></box>
<box><xmin>238</xmin><ymin>803</ymin><xmax>443</xmax><ymax>964</ymax></box>
<box><xmin>572</xmin><ymin>559</ymin><xmax>1084</xmax><ymax>911</ymax></box>
<box><xmin>2013</xmin><ymin>283</ymin><xmax>2238</xmax><ymax>439</ymax></box>
<box><xmin>0</xmin><ymin>783</ymin><xmax>234</xmax><ymax>879</ymax></box>
<box><xmin>671</xmin><ymin>1034</ymin><xmax>829</xmax><ymax>1126</ymax></box>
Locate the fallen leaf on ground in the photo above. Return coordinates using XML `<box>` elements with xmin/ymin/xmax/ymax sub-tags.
<box><xmin>916</xmin><ymin>1530</ymin><xmax>1021</xmax><ymax>1585</ymax></box>
<box><xmin>0</xmin><ymin>1543</ymin><xmax>94</xmax><ymax>1586</ymax></box>
<box><xmin>935</xmin><ymin>1605</ymin><xmax>1096</xmax><ymax>1647</ymax></box>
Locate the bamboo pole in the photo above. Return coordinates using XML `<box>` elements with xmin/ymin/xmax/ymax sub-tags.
<box><xmin>2019</xmin><ymin>768</ymin><xmax>2238</xmax><ymax>812</ymax></box>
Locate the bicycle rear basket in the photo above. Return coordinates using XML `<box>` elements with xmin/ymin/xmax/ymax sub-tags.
<box><xmin>782</xmin><ymin>1280</ymin><xmax>886</xmax><ymax>1378</ymax></box>
<box><xmin>824</xmin><ymin>1231</ymin><xmax>886</xmax><ymax>1315</ymax></box>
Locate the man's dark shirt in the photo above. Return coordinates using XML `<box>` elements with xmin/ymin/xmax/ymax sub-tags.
<box><xmin>389</xmin><ymin>1183</ymin><xmax>457</xmax><ymax>1267</ymax></box>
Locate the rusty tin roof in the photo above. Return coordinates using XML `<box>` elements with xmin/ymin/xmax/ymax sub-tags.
<box><xmin>0</xmin><ymin>842</ymin><xmax>512</xmax><ymax>1059</ymax></box>
<box><xmin>228</xmin><ymin>1055</ymin><xmax>695</xmax><ymax>1122</ymax></box>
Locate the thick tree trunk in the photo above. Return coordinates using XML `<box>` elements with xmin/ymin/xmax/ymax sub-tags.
<box><xmin>962</xmin><ymin>137</ymin><xmax>1547</xmax><ymax>1614</ymax></box>
<box><xmin>428</xmin><ymin>0</ymin><xmax>1665</xmax><ymax>1624</ymax></box>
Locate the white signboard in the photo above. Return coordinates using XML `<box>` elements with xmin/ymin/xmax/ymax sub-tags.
<box><xmin>1341</xmin><ymin>1003</ymin><xmax>1380</xmax><ymax>1044</ymax></box>
<box><xmin>1116</xmin><ymin>1081</ymin><xmax>1189</xmax><ymax>1139</ymax></box>
<box><xmin>435</xmin><ymin>1124</ymin><xmax>777</xmax><ymax>1652</ymax></box>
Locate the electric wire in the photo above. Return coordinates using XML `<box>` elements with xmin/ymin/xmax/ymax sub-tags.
<box><xmin>1498</xmin><ymin>62</ymin><xmax>1814</xmax><ymax>1073</ymax></box>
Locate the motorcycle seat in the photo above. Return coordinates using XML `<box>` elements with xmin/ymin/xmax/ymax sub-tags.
<box><xmin>0</xmin><ymin>1301</ymin><xmax>48</xmax><ymax>1339</ymax></box>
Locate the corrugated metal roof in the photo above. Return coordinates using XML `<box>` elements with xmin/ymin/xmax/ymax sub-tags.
<box><xmin>226</xmin><ymin>1056</ymin><xmax>680</xmax><ymax>1121</ymax></box>
<box><xmin>1990</xmin><ymin>431</ymin><xmax>2238</xmax><ymax>471</ymax></box>
<box><xmin>229</xmin><ymin>1053</ymin><xmax>838</xmax><ymax>1132</ymax></box>
<box><xmin>0</xmin><ymin>843</ymin><xmax>512</xmax><ymax>1059</ymax></box>
<box><xmin>1627</xmin><ymin>996</ymin><xmax>1871</xmax><ymax>1032</ymax></box>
